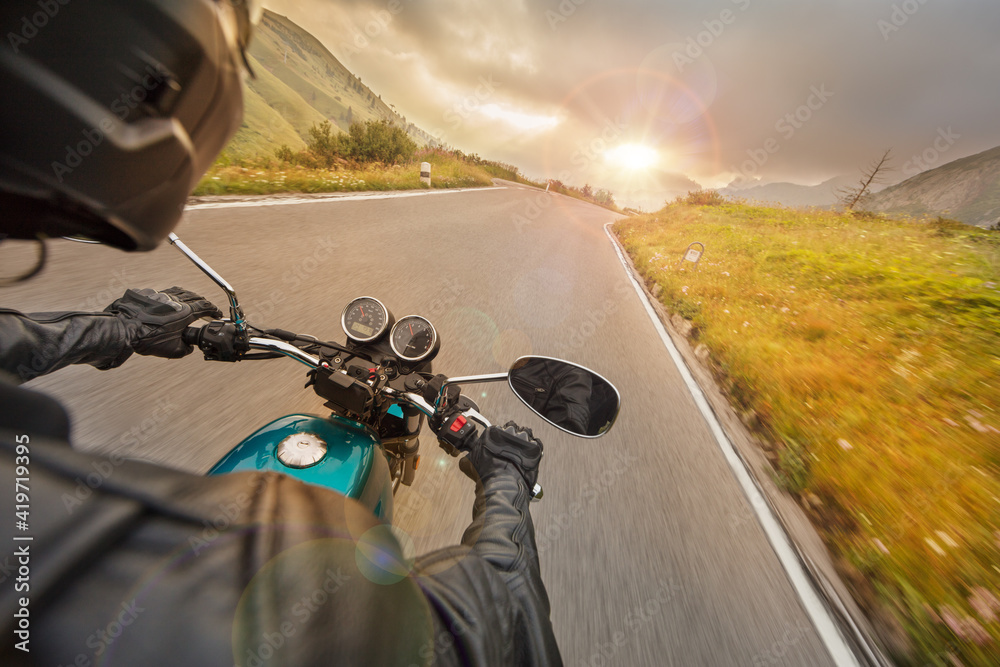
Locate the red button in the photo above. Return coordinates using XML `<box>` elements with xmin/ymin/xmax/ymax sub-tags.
<box><xmin>450</xmin><ymin>416</ymin><xmax>467</xmax><ymax>432</ymax></box>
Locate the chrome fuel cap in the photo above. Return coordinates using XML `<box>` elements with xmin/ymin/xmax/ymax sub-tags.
<box><xmin>276</xmin><ymin>432</ymin><xmax>327</xmax><ymax>468</ymax></box>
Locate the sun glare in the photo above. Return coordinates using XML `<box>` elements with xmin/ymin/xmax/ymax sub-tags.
<box><xmin>605</xmin><ymin>144</ymin><xmax>659</xmax><ymax>170</ymax></box>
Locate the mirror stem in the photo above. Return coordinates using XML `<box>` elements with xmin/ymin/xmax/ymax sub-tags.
<box><xmin>438</xmin><ymin>373</ymin><xmax>508</xmax><ymax>409</ymax></box>
<box><xmin>168</xmin><ymin>233</ymin><xmax>247</xmax><ymax>331</ymax></box>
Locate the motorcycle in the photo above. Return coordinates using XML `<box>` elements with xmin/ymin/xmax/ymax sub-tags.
<box><xmin>167</xmin><ymin>234</ymin><xmax>621</xmax><ymax>522</ymax></box>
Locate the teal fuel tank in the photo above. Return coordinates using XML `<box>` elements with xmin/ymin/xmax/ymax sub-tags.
<box><xmin>208</xmin><ymin>413</ymin><xmax>393</xmax><ymax>522</ymax></box>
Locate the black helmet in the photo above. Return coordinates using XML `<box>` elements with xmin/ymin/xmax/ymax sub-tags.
<box><xmin>0</xmin><ymin>0</ymin><xmax>261</xmax><ymax>251</ymax></box>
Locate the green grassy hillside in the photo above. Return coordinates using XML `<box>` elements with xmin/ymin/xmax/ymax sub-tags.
<box><xmin>222</xmin><ymin>9</ymin><xmax>436</xmax><ymax>160</ymax></box>
<box><xmin>219</xmin><ymin>79</ymin><xmax>305</xmax><ymax>162</ymax></box>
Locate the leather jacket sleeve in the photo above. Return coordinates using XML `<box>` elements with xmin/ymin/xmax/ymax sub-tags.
<box><xmin>414</xmin><ymin>463</ymin><xmax>562</xmax><ymax>666</ymax></box>
<box><xmin>0</xmin><ymin>309</ymin><xmax>132</xmax><ymax>383</ymax></box>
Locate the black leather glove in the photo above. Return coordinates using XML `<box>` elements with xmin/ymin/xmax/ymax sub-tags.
<box><xmin>461</xmin><ymin>421</ymin><xmax>543</xmax><ymax>489</ymax></box>
<box><xmin>105</xmin><ymin>287</ymin><xmax>222</xmax><ymax>359</ymax></box>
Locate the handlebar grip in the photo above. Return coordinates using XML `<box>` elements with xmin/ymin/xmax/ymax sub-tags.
<box><xmin>182</xmin><ymin>325</ymin><xmax>202</xmax><ymax>346</ymax></box>
<box><xmin>265</xmin><ymin>328</ymin><xmax>299</xmax><ymax>342</ymax></box>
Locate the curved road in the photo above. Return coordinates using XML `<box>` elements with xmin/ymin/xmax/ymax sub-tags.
<box><xmin>5</xmin><ymin>184</ymin><xmax>839</xmax><ymax>666</ymax></box>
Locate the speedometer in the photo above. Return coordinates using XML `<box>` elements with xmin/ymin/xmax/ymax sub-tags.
<box><xmin>390</xmin><ymin>315</ymin><xmax>439</xmax><ymax>363</ymax></box>
<box><xmin>341</xmin><ymin>297</ymin><xmax>392</xmax><ymax>343</ymax></box>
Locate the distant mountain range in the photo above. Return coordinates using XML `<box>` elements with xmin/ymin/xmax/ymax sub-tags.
<box><xmin>718</xmin><ymin>175</ymin><xmax>859</xmax><ymax>208</ymax></box>
<box><xmin>861</xmin><ymin>145</ymin><xmax>1000</xmax><ymax>228</ymax></box>
<box><xmin>715</xmin><ymin>145</ymin><xmax>1000</xmax><ymax>229</ymax></box>
<box><xmin>224</xmin><ymin>10</ymin><xmax>437</xmax><ymax>160</ymax></box>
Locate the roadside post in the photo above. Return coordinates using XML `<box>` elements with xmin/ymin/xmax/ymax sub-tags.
<box><xmin>679</xmin><ymin>242</ymin><xmax>705</xmax><ymax>270</ymax></box>
<box><xmin>420</xmin><ymin>162</ymin><xmax>431</xmax><ymax>187</ymax></box>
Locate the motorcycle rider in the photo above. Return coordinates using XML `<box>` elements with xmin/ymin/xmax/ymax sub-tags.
<box><xmin>0</xmin><ymin>1</ymin><xmax>561</xmax><ymax>665</ymax></box>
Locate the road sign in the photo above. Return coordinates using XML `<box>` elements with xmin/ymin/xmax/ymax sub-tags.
<box><xmin>680</xmin><ymin>242</ymin><xmax>705</xmax><ymax>270</ymax></box>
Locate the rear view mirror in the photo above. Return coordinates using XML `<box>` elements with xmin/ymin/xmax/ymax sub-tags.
<box><xmin>508</xmin><ymin>356</ymin><xmax>620</xmax><ymax>438</ymax></box>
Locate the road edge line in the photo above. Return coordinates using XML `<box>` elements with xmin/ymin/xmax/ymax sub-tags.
<box><xmin>186</xmin><ymin>186</ymin><xmax>505</xmax><ymax>211</ymax></box>
<box><xmin>603</xmin><ymin>221</ymin><xmax>869</xmax><ymax>667</ymax></box>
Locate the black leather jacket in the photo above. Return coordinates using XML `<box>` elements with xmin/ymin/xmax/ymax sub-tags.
<box><xmin>0</xmin><ymin>310</ymin><xmax>563</xmax><ymax>666</ymax></box>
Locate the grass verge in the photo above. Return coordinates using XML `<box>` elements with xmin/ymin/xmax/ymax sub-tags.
<box><xmin>615</xmin><ymin>200</ymin><xmax>1000</xmax><ymax>666</ymax></box>
<box><xmin>192</xmin><ymin>150</ymin><xmax>496</xmax><ymax>196</ymax></box>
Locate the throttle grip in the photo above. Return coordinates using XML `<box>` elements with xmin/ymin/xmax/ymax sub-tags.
<box><xmin>182</xmin><ymin>325</ymin><xmax>202</xmax><ymax>346</ymax></box>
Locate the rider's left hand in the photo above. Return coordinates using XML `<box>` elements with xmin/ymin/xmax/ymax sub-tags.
<box><xmin>105</xmin><ymin>287</ymin><xmax>222</xmax><ymax>359</ymax></box>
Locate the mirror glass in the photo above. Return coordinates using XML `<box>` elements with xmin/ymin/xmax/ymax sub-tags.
<box><xmin>508</xmin><ymin>356</ymin><xmax>620</xmax><ymax>437</ymax></box>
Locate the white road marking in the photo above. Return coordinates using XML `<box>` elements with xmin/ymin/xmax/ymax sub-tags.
<box><xmin>186</xmin><ymin>186</ymin><xmax>504</xmax><ymax>211</ymax></box>
<box><xmin>603</xmin><ymin>221</ymin><xmax>862</xmax><ymax>667</ymax></box>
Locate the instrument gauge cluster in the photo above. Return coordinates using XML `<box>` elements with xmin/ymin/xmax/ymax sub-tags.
<box><xmin>390</xmin><ymin>315</ymin><xmax>439</xmax><ymax>363</ymax></box>
<box><xmin>340</xmin><ymin>297</ymin><xmax>439</xmax><ymax>365</ymax></box>
<box><xmin>341</xmin><ymin>297</ymin><xmax>392</xmax><ymax>343</ymax></box>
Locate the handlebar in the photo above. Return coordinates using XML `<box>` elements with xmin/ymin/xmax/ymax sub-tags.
<box><xmin>248</xmin><ymin>337</ymin><xmax>321</xmax><ymax>367</ymax></box>
<box><xmin>183</xmin><ymin>324</ymin><xmax>494</xmax><ymax>427</ymax></box>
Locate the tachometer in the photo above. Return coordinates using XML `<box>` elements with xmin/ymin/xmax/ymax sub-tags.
<box><xmin>390</xmin><ymin>315</ymin><xmax>439</xmax><ymax>363</ymax></box>
<box><xmin>341</xmin><ymin>297</ymin><xmax>392</xmax><ymax>343</ymax></box>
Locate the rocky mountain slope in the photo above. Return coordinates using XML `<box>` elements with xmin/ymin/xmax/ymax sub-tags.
<box><xmin>862</xmin><ymin>145</ymin><xmax>1000</xmax><ymax>228</ymax></box>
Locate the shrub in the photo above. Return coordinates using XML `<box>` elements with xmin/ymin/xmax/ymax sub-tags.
<box><xmin>301</xmin><ymin>119</ymin><xmax>417</xmax><ymax>168</ymax></box>
<box><xmin>344</xmin><ymin>119</ymin><xmax>417</xmax><ymax>164</ymax></box>
<box><xmin>593</xmin><ymin>188</ymin><xmax>616</xmax><ymax>208</ymax></box>
<box><xmin>678</xmin><ymin>189</ymin><xmax>727</xmax><ymax>206</ymax></box>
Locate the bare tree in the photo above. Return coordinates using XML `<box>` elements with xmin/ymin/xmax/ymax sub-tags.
<box><xmin>837</xmin><ymin>148</ymin><xmax>893</xmax><ymax>211</ymax></box>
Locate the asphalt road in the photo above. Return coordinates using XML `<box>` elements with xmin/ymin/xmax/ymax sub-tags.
<box><xmin>4</xmin><ymin>184</ymin><xmax>838</xmax><ymax>666</ymax></box>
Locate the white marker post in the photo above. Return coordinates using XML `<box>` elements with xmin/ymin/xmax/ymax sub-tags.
<box><xmin>679</xmin><ymin>242</ymin><xmax>705</xmax><ymax>270</ymax></box>
<box><xmin>420</xmin><ymin>162</ymin><xmax>431</xmax><ymax>187</ymax></box>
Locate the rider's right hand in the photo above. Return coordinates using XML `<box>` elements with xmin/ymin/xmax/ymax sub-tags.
<box><xmin>104</xmin><ymin>287</ymin><xmax>222</xmax><ymax>359</ymax></box>
<box><xmin>459</xmin><ymin>422</ymin><xmax>544</xmax><ymax>489</ymax></box>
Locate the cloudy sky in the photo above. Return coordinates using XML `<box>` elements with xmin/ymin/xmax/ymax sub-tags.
<box><xmin>262</xmin><ymin>0</ymin><xmax>1000</xmax><ymax>208</ymax></box>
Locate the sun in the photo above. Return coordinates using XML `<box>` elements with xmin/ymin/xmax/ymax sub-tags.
<box><xmin>605</xmin><ymin>144</ymin><xmax>659</xmax><ymax>170</ymax></box>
